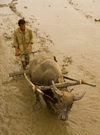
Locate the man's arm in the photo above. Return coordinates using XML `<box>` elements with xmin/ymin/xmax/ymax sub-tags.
<box><xmin>27</xmin><ymin>29</ymin><xmax>33</xmax><ymax>51</ymax></box>
<box><xmin>13</xmin><ymin>30</ymin><xmax>19</xmax><ymax>56</ymax></box>
<box><xmin>13</xmin><ymin>30</ymin><xmax>18</xmax><ymax>48</ymax></box>
<box><xmin>30</xmin><ymin>29</ymin><xmax>33</xmax><ymax>44</ymax></box>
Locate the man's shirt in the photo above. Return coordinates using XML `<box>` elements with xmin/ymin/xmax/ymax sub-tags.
<box><xmin>13</xmin><ymin>27</ymin><xmax>33</xmax><ymax>53</ymax></box>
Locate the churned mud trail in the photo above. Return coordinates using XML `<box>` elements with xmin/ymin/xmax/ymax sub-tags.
<box><xmin>66</xmin><ymin>0</ymin><xmax>100</xmax><ymax>23</ymax></box>
<box><xmin>8</xmin><ymin>0</ymin><xmax>23</xmax><ymax>18</ymax></box>
<box><xmin>0</xmin><ymin>1</ymin><xmax>68</xmax><ymax>135</ymax></box>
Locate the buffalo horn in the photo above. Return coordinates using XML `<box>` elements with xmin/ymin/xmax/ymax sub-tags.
<box><xmin>52</xmin><ymin>80</ymin><xmax>64</xmax><ymax>96</ymax></box>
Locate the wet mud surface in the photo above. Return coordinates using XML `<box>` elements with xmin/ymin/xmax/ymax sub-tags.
<box><xmin>67</xmin><ymin>0</ymin><xmax>100</xmax><ymax>23</ymax></box>
<box><xmin>0</xmin><ymin>0</ymin><xmax>100</xmax><ymax>135</ymax></box>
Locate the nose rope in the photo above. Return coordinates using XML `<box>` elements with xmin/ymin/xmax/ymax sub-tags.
<box><xmin>44</xmin><ymin>94</ymin><xmax>55</xmax><ymax>102</ymax></box>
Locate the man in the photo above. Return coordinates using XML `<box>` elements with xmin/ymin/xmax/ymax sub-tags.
<box><xmin>13</xmin><ymin>19</ymin><xmax>33</xmax><ymax>69</ymax></box>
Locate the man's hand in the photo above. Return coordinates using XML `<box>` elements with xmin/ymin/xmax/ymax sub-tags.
<box><xmin>27</xmin><ymin>43</ymin><xmax>32</xmax><ymax>51</ymax></box>
<box><xmin>15</xmin><ymin>48</ymin><xmax>19</xmax><ymax>56</ymax></box>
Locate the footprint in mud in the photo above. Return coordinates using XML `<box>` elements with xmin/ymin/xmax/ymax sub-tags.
<box><xmin>68</xmin><ymin>0</ymin><xmax>74</xmax><ymax>5</ymax></box>
<box><xmin>36</xmin><ymin>33</ymin><xmax>54</xmax><ymax>48</ymax></box>
<box><xmin>67</xmin><ymin>0</ymin><xmax>94</xmax><ymax>22</ymax></box>
<box><xmin>62</xmin><ymin>56</ymin><xmax>72</xmax><ymax>66</ymax></box>
<box><xmin>24</xmin><ymin>6</ymin><xmax>28</xmax><ymax>9</ymax></box>
<box><xmin>85</xmin><ymin>14</ymin><xmax>92</xmax><ymax>19</ymax></box>
<box><xmin>3</xmin><ymin>33</ymin><xmax>12</xmax><ymax>41</ymax></box>
<box><xmin>48</xmin><ymin>5</ymin><xmax>51</xmax><ymax>7</ymax></box>
<box><xmin>94</xmin><ymin>18</ymin><xmax>100</xmax><ymax>23</ymax></box>
<box><xmin>62</xmin><ymin>56</ymin><xmax>72</xmax><ymax>74</ymax></box>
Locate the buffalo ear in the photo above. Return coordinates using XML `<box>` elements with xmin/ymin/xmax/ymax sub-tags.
<box><xmin>73</xmin><ymin>91</ymin><xmax>86</xmax><ymax>101</ymax></box>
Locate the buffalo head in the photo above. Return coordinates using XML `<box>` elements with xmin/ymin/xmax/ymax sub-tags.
<box><xmin>51</xmin><ymin>81</ymin><xmax>86</xmax><ymax>120</ymax></box>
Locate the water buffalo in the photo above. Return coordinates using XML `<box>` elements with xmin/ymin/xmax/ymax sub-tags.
<box><xmin>27</xmin><ymin>52</ymin><xmax>85</xmax><ymax>120</ymax></box>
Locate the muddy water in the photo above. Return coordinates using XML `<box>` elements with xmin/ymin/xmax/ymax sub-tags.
<box><xmin>0</xmin><ymin>0</ymin><xmax>100</xmax><ymax>135</ymax></box>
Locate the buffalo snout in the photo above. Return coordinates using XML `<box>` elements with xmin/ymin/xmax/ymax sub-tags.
<box><xmin>58</xmin><ymin>110</ymin><xmax>68</xmax><ymax>121</ymax></box>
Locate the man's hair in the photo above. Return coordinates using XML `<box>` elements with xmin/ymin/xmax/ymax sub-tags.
<box><xmin>18</xmin><ymin>19</ymin><xmax>25</xmax><ymax>26</ymax></box>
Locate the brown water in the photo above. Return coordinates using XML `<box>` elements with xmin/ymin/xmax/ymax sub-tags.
<box><xmin>0</xmin><ymin>0</ymin><xmax>100</xmax><ymax>135</ymax></box>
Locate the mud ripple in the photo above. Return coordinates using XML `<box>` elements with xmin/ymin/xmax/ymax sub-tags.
<box><xmin>78</xmin><ymin>65</ymin><xmax>96</xmax><ymax>80</ymax></box>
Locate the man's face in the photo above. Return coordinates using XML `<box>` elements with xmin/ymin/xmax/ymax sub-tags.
<box><xmin>20</xmin><ymin>24</ymin><xmax>25</xmax><ymax>31</ymax></box>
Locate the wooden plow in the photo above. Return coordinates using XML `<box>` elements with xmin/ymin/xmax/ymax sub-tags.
<box><xmin>9</xmin><ymin>70</ymin><xmax>96</xmax><ymax>91</ymax></box>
